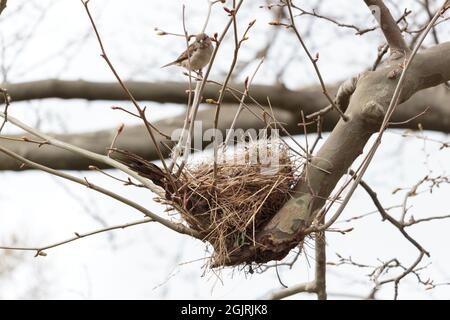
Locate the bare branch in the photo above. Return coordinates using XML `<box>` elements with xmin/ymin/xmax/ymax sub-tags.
<box><xmin>404</xmin><ymin>214</ymin><xmax>450</xmax><ymax>227</ymax></box>
<box><xmin>315</xmin><ymin>228</ymin><xmax>327</xmax><ymax>300</ymax></box>
<box><xmin>0</xmin><ymin>87</ymin><xmax>10</xmax><ymax>133</ymax></box>
<box><xmin>171</xmin><ymin>0</ymin><xmax>245</xmax><ymax>174</ymax></box>
<box><xmin>224</xmin><ymin>58</ymin><xmax>264</xmax><ymax>146</ymax></box>
<box><xmin>285</xmin><ymin>0</ymin><xmax>348</xmax><ymax>121</ymax></box>
<box><xmin>0</xmin><ymin>218</ymin><xmax>153</xmax><ymax>256</ymax></box>
<box><xmin>363</xmin><ymin>0</ymin><xmax>409</xmax><ymax>54</ymax></box>
<box><xmin>351</xmin><ymin>171</ymin><xmax>430</xmax><ymax>256</ymax></box>
<box><xmin>0</xmin><ymin>144</ymin><xmax>200</xmax><ymax>239</ymax></box>
<box><xmin>212</xmin><ymin>6</ymin><xmax>256</xmax><ymax>176</ymax></box>
<box><xmin>268</xmin><ymin>281</ymin><xmax>316</xmax><ymax>300</ymax></box>
<box><xmin>324</xmin><ymin>0</ymin><xmax>450</xmax><ymax>235</ymax></box>
<box><xmin>80</xmin><ymin>0</ymin><xmax>180</xmax><ymax>198</ymax></box>
<box><xmin>0</xmin><ymin>0</ymin><xmax>7</xmax><ymax>16</ymax></box>
<box><xmin>0</xmin><ymin>111</ymin><xmax>166</xmax><ymax>196</ymax></box>
<box><xmin>375</xmin><ymin>252</ymin><xmax>425</xmax><ymax>300</ymax></box>
<box><xmin>2</xmin><ymin>80</ymin><xmax>450</xmax><ymax>135</ymax></box>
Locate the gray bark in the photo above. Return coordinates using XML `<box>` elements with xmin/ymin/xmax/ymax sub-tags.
<box><xmin>1</xmin><ymin>80</ymin><xmax>449</xmax><ymax>171</ymax></box>
<box><xmin>224</xmin><ymin>41</ymin><xmax>450</xmax><ymax>265</ymax></box>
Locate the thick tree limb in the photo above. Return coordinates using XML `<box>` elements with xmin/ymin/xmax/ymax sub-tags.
<box><xmin>0</xmin><ymin>0</ymin><xmax>7</xmax><ymax>16</ymax></box>
<box><xmin>363</xmin><ymin>0</ymin><xmax>409</xmax><ymax>54</ymax></box>
<box><xmin>0</xmin><ymin>82</ymin><xmax>449</xmax><ymax>171</ymax></box>
<box><xmin>224</xmin><ymin>41</ymin><xmax>450</xmax><ymax>265</ymax></box>
<box><xmin>0</xmin><ymin>105</ymin><xmax>295</xmax><ymax>171</ymax></box>
<box><xmin>0</xmin><ymin>79</ymin><xmax>332</xmax><ymax>114</ymax></box>
<box><xmin>2</xmin><ymin>79</ymin><xmax>449</xmax><ymax>130</ymax></box>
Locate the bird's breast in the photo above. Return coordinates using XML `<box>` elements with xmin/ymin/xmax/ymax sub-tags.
<box><xmin>182</xmin><ymin>45</ymin><xmax>213</xmax><ymax>70</ymax></box>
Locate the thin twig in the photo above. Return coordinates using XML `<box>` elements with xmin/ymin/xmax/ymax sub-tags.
<box><xmin>88</xmin><ymin>165</ymin><xmax>145</xmax><ymax>188</ymax></box>
<box><xmin>80</xmin><ymin>0</ymin><xmax>179</xmax><ymax>197</ymax></box>
<box><xmin>0</xmin><ymin>87</ymin><xmax>10</xmax><ymax>133</ymax></box>
<box><xmin>175</xmin><ymin>0</ymin><xmax>245</xmax><ymax>175</ymax></box>
<box><xmin>285</xmin><ymin>0</ymin><xmax>348</xmax><ymax>121</ymax></box>
<box><xmin>213</xmin><ymin>7</ymin><xmax>256</xmax><ymax>178</ymax></box>
<box><xmin>223</xmin><ymin>58</ymin><xmax>264</xmax><ymax>146</ymax></box>
<box><xmin>351</xmin><ymin>170</ymin><xmax>430</xmax><ymax>256</ymax></box>
<box><xmin>107</xmin><ymin>123</ymin><xmax>124</xmax><ymax>157</ymax></box>
<box><xmin>0</xmin><ymin>218</ymin><xmax>153</xmax><ymax>256</ymax></box>
<box><xmin>312</xmin><ymin>0</ymin><xmax>449</xmax><ymax>235</ymax></box>
<box><xmin>268</xmin><ymin>281</ymin><xmax>316</xmax><ymax>300</ymax></box>
<box><xmin>0</xmin><ymin>145</ymin><xmax>199</xmax><ymax>238</ymax></box>
<box><xmin>0</xmin><ymin>111</ymin><xmax>165</xmax><ymax>196</ymax></box>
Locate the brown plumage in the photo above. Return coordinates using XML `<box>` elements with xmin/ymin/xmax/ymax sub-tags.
<box><xmin>161</xmin><ymin>33</ymin><xmax>214</xmax><ymax>70</ymax></box>
<box><xmin>110</xmin><ymin>148</ymin><xmax>168</xmax><ymax>189</ymax></box>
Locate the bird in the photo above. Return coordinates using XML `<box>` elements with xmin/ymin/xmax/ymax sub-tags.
<box><xmin>161</xmin><ymin>33</ymin><xmax>214</xmax><ymax>71</ymax></box>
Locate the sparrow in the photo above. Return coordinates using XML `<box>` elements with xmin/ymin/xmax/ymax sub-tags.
<box><xmin>161</xmin><ymin>33</ymin><xmax>214</xmax><ymax>71</ymax></box>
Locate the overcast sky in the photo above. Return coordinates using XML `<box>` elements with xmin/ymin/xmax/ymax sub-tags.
<box><xmin>0</xmin><ymin>0</ymin><xmax>449</xmax><ymax>299</ymax></box>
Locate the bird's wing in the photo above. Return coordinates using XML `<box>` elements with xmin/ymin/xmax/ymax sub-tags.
<box><xmin>161</xmin><ymin>42</ymin><xmax>198</xmax><ymax>68</ymax></box>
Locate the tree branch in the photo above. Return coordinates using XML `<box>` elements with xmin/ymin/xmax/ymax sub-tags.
<box><xmin>223</xmin><ymin>39</ymin><xmax>450</xmax><ymax>265</ymax></box>
<box><xmin>2</xmin><ymin>79</ymin><xmax>449</xmax><ymax>130</ymax></box>
<box><xmin>363</xmin><ymin>0</ymin><xmax>409</xmax><ymax>54</ymax></box>
<box><xmin>286</xmin><ymin>0</ymin><xmax>348</xmax><ymax>121</ymax></box>
<box><xmin>0</xmin><ymin>218</ymin><xmax>153</xmax><ymax>257</ymax></box>
<box><xmin>1</xmin><ymin>81</ymin><xmax>450</xmax><ymax>171</ymax></box>
<box><xmin>268</xmin><ymin>281</ymin><xmax>316</xmax><ymax>300</ymax></box>
<box><xmin>0</xmin><ymin>144</ymin><xmax>200</xmax><ymax>239</ymax></box>
<box><xmin>352</xmin><ymin>170</ymin><xmax>430</xmax><ymax>256</ymax></box>
<box><xmin>0</xmin><ymin>0</ymin><xmax>7</xmax><ymax>16</ymax></box>
<box><xmin>315</xmin><ymin>227</ymin><xmax>327</xmax><ymax>300</ymax></box>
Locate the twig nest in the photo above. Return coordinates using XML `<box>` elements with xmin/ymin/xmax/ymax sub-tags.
<box><xmin>175</xmin><ymin>140</ymin><xmax>301</xmax><ymax>267</ymax></box>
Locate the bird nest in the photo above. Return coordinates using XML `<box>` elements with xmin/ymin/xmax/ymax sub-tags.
<box><xmin>173</xmin><ymin>141</ymin><xmax>301</xmax><ymax>267</ymax></box>
<box><xmin>113</xmin><ymin>140</ymin><xmax>301</xmax><ymax>267</ymax></box>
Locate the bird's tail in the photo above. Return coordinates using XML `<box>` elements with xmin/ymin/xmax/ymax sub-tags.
<box><xmin>160</xmin><ymin>61</ymin><xmax>176</xmax><ymax>68</ymax></box>
<box><xmin>109</xmin><ymin>148</ymin><xmax>167</xmax><ymax>188</ymax></box>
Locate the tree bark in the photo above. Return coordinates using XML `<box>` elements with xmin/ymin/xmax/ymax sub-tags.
<box><xmin>0</xmin><ymin>105</ymin><xmax>295</xmax><ymax>170</ymax></box>
<box><xmin>0</xmin><ymin>81</ymin><xmax>449</xmax><ymax>171</ymax></box>
<box><xmin>224</xmin><ymin>41</ymin><xmax>450</xmax><ymax>265</ymax></box>
<box><xmin>0</xmin><ymin>0</ymin><xmax>7</xmax><ymax>16</ymax></box>
<box><xmin>1</xmin><ymin>79</ymin><xmax>324</xmax><ymax>113</ymax></box>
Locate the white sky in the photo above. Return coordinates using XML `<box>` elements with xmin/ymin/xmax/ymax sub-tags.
<box><xmin>0</xmin><ymin>0</ymin><xmax>449</xmax><ymax>299</ymax></box>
